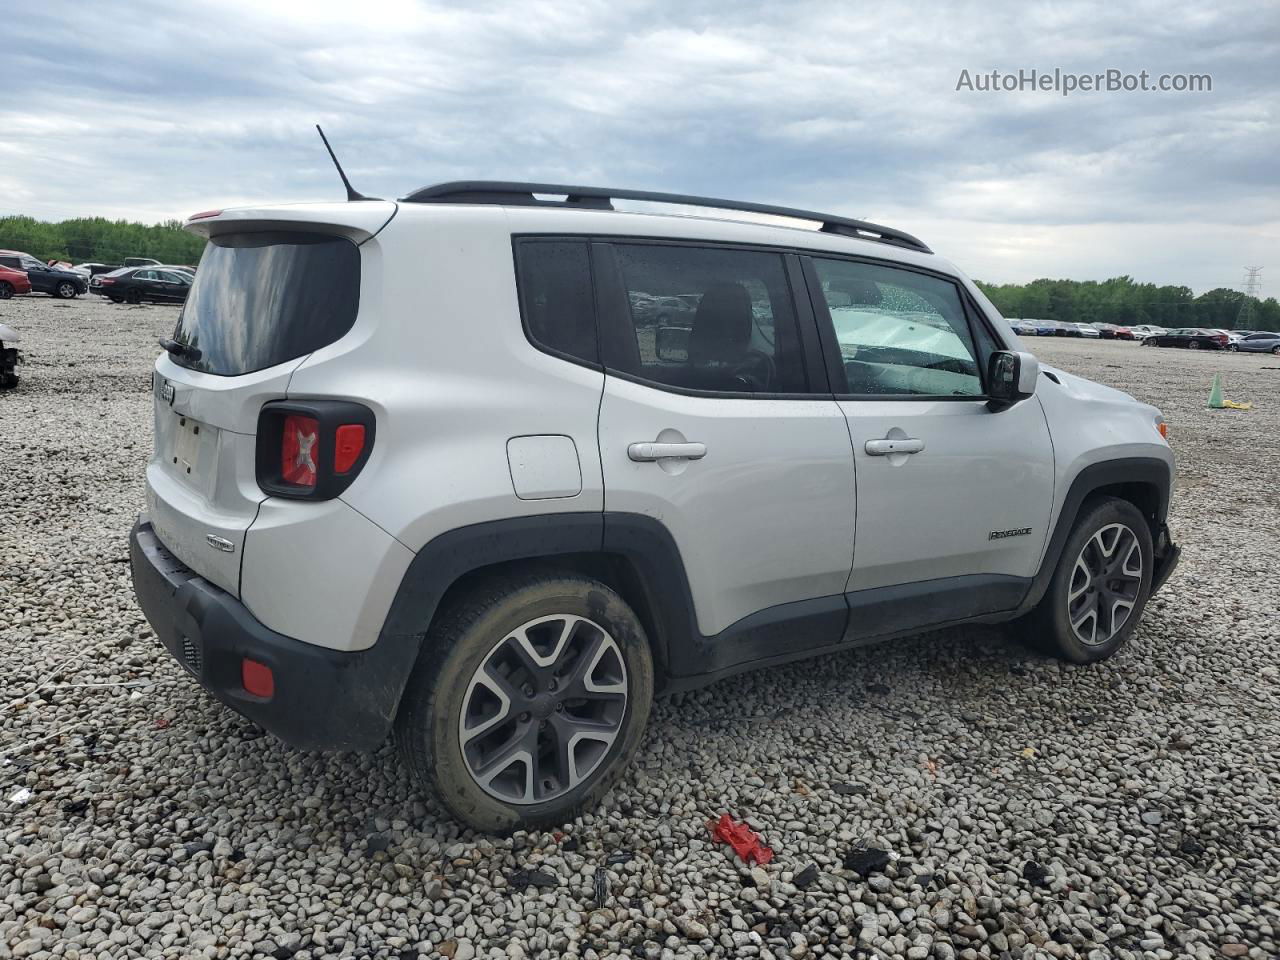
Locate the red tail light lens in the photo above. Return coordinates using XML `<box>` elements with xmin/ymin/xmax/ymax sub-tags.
<box><xmin>256</xmin><ymin>401</ymin><xmax>374</xmax><ymax>500</ymax></box>
<box><xmin>280</xmin><ymin>414</ymin><xmax>319</xmax><ymax>488</ymax></box>
<box><xmin>241</xmin><ymin>658</ymin><xmax>274</xmax><ymax>698</ymax></box>
<box><xmin>334</xmin><ymin>423</ymin><xmax>366</xmax><ymax>474</ymax></box>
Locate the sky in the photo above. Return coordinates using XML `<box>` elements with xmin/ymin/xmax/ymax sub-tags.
<box><xmin>1</xmin><ymin>0</ymin><xmax>1276</xmax><ymax>293</ymax></box>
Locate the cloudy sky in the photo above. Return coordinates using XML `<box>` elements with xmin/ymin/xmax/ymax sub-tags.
<box><xmin>2</xmin><ymin>0</ymin><xmax>1276</xmax><ymax>292</ymax></box>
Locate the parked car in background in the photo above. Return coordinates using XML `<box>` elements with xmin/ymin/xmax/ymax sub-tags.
<box><xmin>1230</xmin><ymin>331</ymin><xmax>1280</xmax><ymax>354</ymax></box>
<box><xmin>1128</xmin><ymin>325</ymin><xmax>1166</xmax><ymax>340</ymax></box>
<box><xmin>123</xmin><ymin>257</ymin><xmax>162</xmax><ymax>268</ymax></box>
<box><xmin>0</xmin><ymin>321</ymin><xmax>20</xmax><ymax>388</ymax></box>
<box><xmin>1072</xmin><ymin>322</ymin><xmax>1100</xmax><ymax>338</ymax></box>
<box><xmin>0</xmin><ymin>251</ymin><xmax>87</xmax><ymax>298</ymax></box>
<box><xmin>1030</xmin><ymin>319</ymin><xmax>1056</xmax><ymax>336</ymax></box>
<box><xmin>1143</xmin><ymin>328</ymin><xmax>1229</xmax><ymax>350</ymax></box>
<box><xmin>0</xmin><ymin>264</ymin><xmax>32</xmax><ymax>299</ymax></box>
<box><xmin>92</xmin><ymin>266</ymin><xmax>192</xmax><ymax>304</ymax></box>
<box><xmin>1007</xmin><ymin>319</ymin><xmax>1035</xmax><ymax>336</ymax></box>
<box><xmin>70</xmin><ymin>262</ymin><xmax>117</xmax><ymax>281</ymax></box>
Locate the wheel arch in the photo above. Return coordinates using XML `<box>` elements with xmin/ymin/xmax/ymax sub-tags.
<box><xmin>380</xmin><ymin>513</ymin><xmax>696</xmax><ymax>709</ymax></box>
<box><xmin>1017</xmin><ymin>456</ymin><xmax>1172</xmax><ymax>615</ymax></box>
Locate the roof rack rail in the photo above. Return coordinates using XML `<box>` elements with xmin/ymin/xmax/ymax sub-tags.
<box><xmin>400</xmin><ymin>181</ymin><xmax>931</xmax><ymax>254</ymax></box>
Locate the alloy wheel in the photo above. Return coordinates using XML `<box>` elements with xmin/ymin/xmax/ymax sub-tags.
<box><xmin>458</xmin><ymin>614</ymin><xmax>628</xmax><ymax>805</ymax></box>
<box><xmin>57</xmin><ymin>282</ymin><xmax>75</xmax><ymax>298</ymax></box>
<box><xmin>1067</xmin><ymin>523</ymin><xmax>1143</xmax><ymax>646</ymax></box>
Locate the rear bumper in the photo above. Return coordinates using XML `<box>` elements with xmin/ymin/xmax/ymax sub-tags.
<box><xmin>129</xmin><ymin>514</ymin><xmax>417</xmax><ymax>751</ymax></box>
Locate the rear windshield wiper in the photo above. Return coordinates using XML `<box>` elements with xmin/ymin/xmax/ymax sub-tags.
<box><xmin>158</xmin><ymin>337</ymin><xmax>202</xmax><ymax>362</ymax></box>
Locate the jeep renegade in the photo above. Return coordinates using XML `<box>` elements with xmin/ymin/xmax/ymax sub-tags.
<box><xmin>130</xmin><ymin>183</ymin><xmax>1180</xmax><ymax>831</ymax></box>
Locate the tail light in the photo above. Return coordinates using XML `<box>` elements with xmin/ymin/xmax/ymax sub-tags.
<box><xmin>100</xmin><ymin>278</ymin><xmax>115</xmax><ymax>285</ymax></box>
<box><xmin>256</xmin><ymin>400</ymin><xmax>375</xmax><ymax>499</ymax></box>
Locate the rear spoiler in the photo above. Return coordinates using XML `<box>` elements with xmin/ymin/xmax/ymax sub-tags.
<box><xmin>184</xmin><ymin>201</ymin><xmax>398</xmax><ymax>245</ymax></box>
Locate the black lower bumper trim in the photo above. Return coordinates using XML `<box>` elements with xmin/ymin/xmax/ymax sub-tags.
<box><xmin>1151</xmin><ymin>524</ymin><xmax>1181</xmax><ymax>595</ymax></box>
<box><xmin>129</xmin><ymin>515</ymin><xmax>418</xmax><ymax>751</ymax></box>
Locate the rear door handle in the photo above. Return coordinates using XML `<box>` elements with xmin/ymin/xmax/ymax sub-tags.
<box><xmin>628</xmin><ymin>441</ymin><xmax>707</xmax><ymax>462</ymax></box>
<box><xmin>865</xmin><ymin>437</ymin><xmax>924</xmax><ymax>456</ymax></box>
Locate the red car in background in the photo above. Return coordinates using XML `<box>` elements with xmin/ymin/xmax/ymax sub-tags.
<box><xmin>0</xmin><ymin>264</ymin><xmax>32</xmax><ymax>299</ymax></box>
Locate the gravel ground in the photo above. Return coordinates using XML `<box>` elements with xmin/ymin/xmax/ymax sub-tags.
<box><xmin>1</xmin><ymin>295</ymin><xmax>1278</xmax><ymax>960</ymax></box>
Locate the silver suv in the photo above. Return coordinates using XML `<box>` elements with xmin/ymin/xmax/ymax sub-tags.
<box><xmin>130</xmin><ymin>183</ymin><xmax>1180</xmax><ymax>831</ymax></box>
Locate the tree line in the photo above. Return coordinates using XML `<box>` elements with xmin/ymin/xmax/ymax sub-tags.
<box><xmin>975</xmin><ymin>275</ymin><xmax>1279</xmax><ymax>331</ymax></box>
<box><xmin>0</xmin><ymin>216</ymin><xmax>206</xmax><ymax>267</ymax></box>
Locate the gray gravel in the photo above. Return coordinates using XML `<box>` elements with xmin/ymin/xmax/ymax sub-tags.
<box><xmin>2</xmin><ymin>295</ymin><xmax>1278</xmax><ymax>960</ymax></box>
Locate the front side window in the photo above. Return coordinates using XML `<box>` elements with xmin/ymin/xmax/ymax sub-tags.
<box><xmin>513</xmin><ymin>240</ymin><xmax>598</xmax><ymax>365</ymax></box>
<box><xmin>812</xmin><ymin>258</ymin><xmax>984</xmax><ymax>397</ymax></box>
<box><xmin>603</xmin><ymin>243</ymin><xmax>807</xmax><ymax>394</ymax></box>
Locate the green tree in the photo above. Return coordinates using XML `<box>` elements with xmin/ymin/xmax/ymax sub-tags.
<box><xmin>0</xmin><ymin>215</ymin><xmax>205</xmax><ymax>267</ymax></box>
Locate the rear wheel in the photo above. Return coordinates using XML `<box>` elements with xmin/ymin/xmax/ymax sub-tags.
<box><xmin>395</xmin><ymin>573</ymin><xmax>654</xmax><ymax>832</ymax></box>
<box><xmin>1023</xmin><ymin>497</ymin><xmax>1153</xmax><ymax>663</ymax></box>
<box><xmin>1229</xmin><ymin>343</ymin><xmax>1238</xmax><ymax>351</ymax></box>
<box><xmin>1272</xmin><ymin>345</ymin><xmax>1280</xmax><ymax>356</ymax></box>
<box><xmin>126</xmin><ymin>290</ymin><xmax>142</xmax><ymax>304</ymax></box>
<box><xmin>55</xmin><ymin>281</ymin><xmax>77</xmax><ymax>299</ymax></box>
<box><xmin>1188</xmin><ymin>340</ymin><xmax>1200</xmax><ymax>349</ymax></box>
<box><xmin>0</xmin><ymin>281</ymin><xmax>12</xmax><ymax>299</ymax></box>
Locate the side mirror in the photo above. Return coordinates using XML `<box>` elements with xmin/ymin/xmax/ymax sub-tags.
<box><xmin>655</xmin><ymin>325</ymin><xmax>691</xmax><ymax>362</ymax></box>
<box><xmin>987</xmin><ymin>350</ymin><xmax>1038</xmax><ymax>411</ymax></box>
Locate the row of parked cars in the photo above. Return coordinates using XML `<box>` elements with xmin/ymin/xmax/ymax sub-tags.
<box><xmin>0</xmin><ymin>250</ymin><xmax>196</xmax><ymax>304</ymax></box>
<box><xmin>1009</xmin><ymin>318</ymin><xmax>1280</xmax><ymax>353</ymax></box>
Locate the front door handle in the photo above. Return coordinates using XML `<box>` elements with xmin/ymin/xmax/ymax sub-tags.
<box><xmin>865</xmin><ymin>437</ymin><xmax>924</xmax><ymax>456</ymax></box>
<box><xmin>628</xmin><ymin>441</ymin><xmax>707</xmax><ymax>462</ymax></box>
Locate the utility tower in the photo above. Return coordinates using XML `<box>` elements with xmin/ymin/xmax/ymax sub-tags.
<box><xmin>1236</xmin><ymin>266</ymin><xmax>1262</xmax><ymax>329</ymax></box>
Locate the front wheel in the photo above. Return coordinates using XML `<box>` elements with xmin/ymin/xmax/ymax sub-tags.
<box><xmin>55</xmin><ymin>281</ymin><xmax>77</xmax><ymax>299</ymax></box>
<box><xmin>1272</xmin><ymin>345</ymin><xmax>1280</xmax><ymax>356</ymax></box>
<box><xmin>1229</xmin><ymin>343</ymin><xmax>1238</xmax><ymax>351</ymax></box>
<box><xmin>1023</xmin><ymin>496</ymin><xmax>1154</xmax><ymax>663</ymax></box>
<box><xmin>0</xmin><ymin>281</ymin><xmax>13</xmax><ymax>299</ymax></box>
<box><xmin>1188</xmin><ymin>340</ymin><xmax>1200</xmax><ymax>349</ymax></box>
<box><xmin>395</xmin><ymin>573</ymin><xmax>654</xmax><ymax>832</ymax></box>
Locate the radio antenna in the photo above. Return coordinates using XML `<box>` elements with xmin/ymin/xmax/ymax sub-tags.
<box><xmin>315</xmin><ymin>124</ymin><xmax>380</xmax><ymax>201</ymax></box>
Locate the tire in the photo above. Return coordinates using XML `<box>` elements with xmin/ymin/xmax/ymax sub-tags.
<box><xmin>55</xmin><ymin>281</ymin><xmax>77</xmax><ymax>299</ymax></box>
<box><xmin>394</xmin><ymin>573</ymin><xmax>654</xmax><ymax>832</ymax></box>
<box><xmin>1188</xmin><ymin>340</ymin><xmax>1200</xmax><ymax>349</ymax></box>
<box><xmin>1229</xmin><ymin>344</ymin><xmax>1238</xmax><ymax>351</ymax></box>
<box><xmin>1024</xmin><ymin>496</ymin><xmax>1154</xmax><ymax>664</ymax></box>
<box><xmin>126</xmin><ymin>290</ymin><xmax>142</xmax><ymax>305</ymax></box>
<box><xmin>0</xmin><ymin>281</ymin><xmax>12</xmax><ymax>299</ymax></box>
<box><xmin>1272</xmin><ymin>345</ymin><xmax>1280</xmax><ymax>356</ymax></box>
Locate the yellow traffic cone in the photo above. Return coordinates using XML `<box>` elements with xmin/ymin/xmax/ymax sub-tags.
<box><xmin>1207</xmin><ymin>373</ymin><xmax>1224</xmax><ymax>408</ymax></box>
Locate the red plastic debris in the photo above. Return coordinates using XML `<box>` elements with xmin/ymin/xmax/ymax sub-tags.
<box><xmin>708</xmin><ymin>814</ymin><xmax>774</xmax><ymax>865</ymax></box>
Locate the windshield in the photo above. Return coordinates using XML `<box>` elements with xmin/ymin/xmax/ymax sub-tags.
<box><xmin>170</xmin><ymin>232</ymin><xmax>360</xmax><ymax>376</ymax></box>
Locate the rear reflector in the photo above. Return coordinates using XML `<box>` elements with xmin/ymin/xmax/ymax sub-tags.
<box><xmin>281</xmin><ymin>414</ymin><xmax>319</xmax><ymax>488</ymax></box>
<box><xmin>1158</xmin><ymin>422</ymin><xmax>1168</xmax><ymax>439</ymax></box>
<box><xmin>241</xmin><ymin>658</ymin><xmax>274</xmax><ymax>698</ymax></box>
<box><xmin>334</xmin><ymin>423</ymin><xmax>366</xmax><ymax>474</ymax></box>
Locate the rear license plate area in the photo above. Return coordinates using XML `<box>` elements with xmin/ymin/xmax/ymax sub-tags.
<box><xmin>171</xmin><ymin>414</ymin><xmax>203</xmax><ymax>476</ymax></box>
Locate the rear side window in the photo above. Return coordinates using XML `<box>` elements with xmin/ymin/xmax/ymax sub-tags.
<box><xmin>170</xmin><ymin>232</ymin><xmax>359</xmax><ymax>376</ymax></box>
<box><xmin>812</xmin><ymin>258</ymin><xmax>983</xmax><ymax>397</ymax></box>
<box><xmin>601</xmin><ymin>243</ymin><xmax>808</xmax><ymax>394</ymax></box>
<box><xmin>513</xmin><ymin>240</ymin><xmax>598</xmax><ymax>365</ymax></box>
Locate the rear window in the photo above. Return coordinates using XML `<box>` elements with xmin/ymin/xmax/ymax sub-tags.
<box><xmin>169</xmin><ymin>232</ymin><xmax>359</xmax><ymax>376</ymax></box>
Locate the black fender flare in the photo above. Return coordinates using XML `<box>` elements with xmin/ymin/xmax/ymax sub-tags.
<box><xmin>1015</xmin><ymin>456</ymin><xmax>1173</xmax><ymax>615</ymax></box>
<box><xmin>378</xmin><ymin>511</ymin><xmax>702</xmax><ymax>690</ymax></box>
